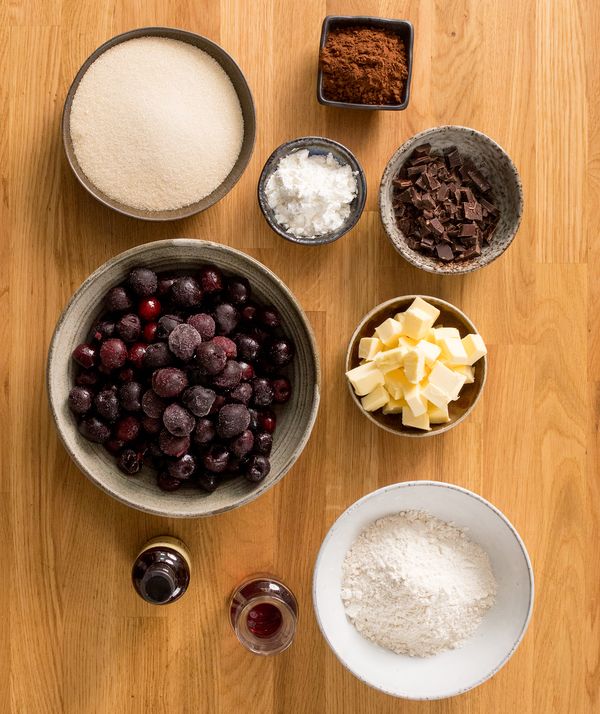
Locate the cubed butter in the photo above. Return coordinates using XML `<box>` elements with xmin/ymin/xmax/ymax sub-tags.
<box><xmin>374</xmin><ymin>345</ymin><xmax>409</xmax><ymax>373</ymax></box>
<box><xmin>374</xmin><ymin>318</ymin><xmax>404</xmax><ymax>347</ymax></box>
<box><xmin>428</xmin><ymin>361</ymin><xmax>466</xmax><ymax>401</ymax></box>
<box><xmin>402</xmin><ymin>406</ymin><xmax>431</xmax><ymax>431</ymax></box>
<box><xmin>402</xmin><ymin>297</ymin><xmax>441</xmax><ymax>340</ymax></box>
<box><xmin>415</xmin><ymin>339</ymin><xmax>441</xmax><ymax>366</ymax></box>
<box><xmin>432</xmin><ymin>326</ymin><xmax>460</xmax><ymax>344</ymax></box>
<box><xmin>439</xmin><ymin>336</ymin><xmax>469</xmax><ymax>365</ymax></box>
<box><xmin>403</xmin><ymin>382</ymin><xmax>427</xmax><ymax>417</ymax></box>
<box><xmin>462</xmin><ymin>333</ymin><xmax>487</xmax><ymax>365</ymax></box>
<box><xmin>422</xmin><ymin>382</ymin><xmax>450</xmax><ymax>410</ymax></box>
<box><xmin>393</xmin><ymin>312</ymin><xmax>406</xmax><ymax>334</ymax></box>
<box><xmin>428</xmin><ymin>402</ymin><xmax>450</xmax><ymax>424</ymax></box>
<box><xmin>383</xmin><ymin>396</ymin><xmax>406</xmax><ymax>414</ymax></box>
<box><xmin>358</xmin><ymin>337</ymin><xmax>382</xmax><ymax>361</ymax></box>
<box><xmin>360</xmin><ymin>385</ymin><xmax>389</xmax><ymax>412</ymax></box>
<box><xmin>345</xmin><ymin>363</ymin><xmax>384</xmax><ymax>396</ymax></box>
<box><xmin>451</xmin><ymin>364</ymin><xmax>475</xmax><ymax>383</ymax></box>
<box><xmin>404</xmin><ymin>348</ymin><xmax>426</xmax><ymax>384</ymax></box>
<box><xmin>384</xmin><ymin>368</ymin><xmax>410</xmax><ymax>400</ymax></box>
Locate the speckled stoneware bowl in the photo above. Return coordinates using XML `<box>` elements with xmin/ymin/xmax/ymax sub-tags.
<box><xmin>62</xmin><ymin>27</ymin><xmax>256</xmax><ymax>221</ymax></box>
<box><xmin>47</xmin><ymin>239</ymin><xmax>320</xmax><ymax>518</ymax></box>
<box><xmin>379</xmin><ymin>126</ymin><xmax>523</xmax><ymax>274</ymax></box>
<box><xmin>257</xmin><ymin>136</ymin><xmax>366</xmax><ymax>245</ymax></box>
<box><xmin>345</xmin><ymin>296</ymin><xmax>487</xmax><ymax>437</ymax></box>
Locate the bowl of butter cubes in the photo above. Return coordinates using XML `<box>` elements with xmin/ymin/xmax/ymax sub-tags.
<box><xmin>345</xmin><ymin>296</ymin><xmax>487</xmax><ymax>436</ymax></box>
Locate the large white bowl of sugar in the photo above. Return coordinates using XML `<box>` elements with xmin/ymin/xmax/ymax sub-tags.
<box><xmin>312</xmin><ymin>481</ymin><xmax>533</xmax><ymax>700</ymax></box>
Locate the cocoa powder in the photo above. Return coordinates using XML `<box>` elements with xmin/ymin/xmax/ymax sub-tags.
<box><xmin>320</xmin><ymin>26</ymin><xmax>408</xmax><ymax>106</ymax></box>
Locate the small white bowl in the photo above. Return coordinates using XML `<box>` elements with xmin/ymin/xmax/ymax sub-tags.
<box><xmin>313</xmin><ymin>481</ymin><xmax>533</xmax><ymax>700</ymax></box>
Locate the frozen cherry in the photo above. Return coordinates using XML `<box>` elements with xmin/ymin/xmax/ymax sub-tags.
<box><xmin>186</xmin><ymin>314</ymin><xmax>214</xmax><ymax>341</ymax></box>
<box><xmin>168</xmin><ymin>323</ymin><xmax>201</xmax><ymax>362</ymax></box>
<box><xmin>99</xmin><ymin>338</ymin><xmax>128</xmax><ymax>370</ymax></box>
<box><xmin>78</xmin><ymin>417</ymin><xmax>110</xmax><ymax>443</ymax></box>
<box><xmin>254</xmin><ymin>431</ymin><xmax>273</xmax><ymax>456</ymax></box>
<box><xmin>139</xmin><ymin>297</ymin><xmax>161</xmax><ymax>322</ymax></box>
<box><xmin>199</xmin><ymin>265</ymin><xmax>224</xmax><ymax>294</ymax></box>
<box><xmin>247</xmin><ymin>408</ymin><xmax>259</xmax><ymax>431</ymax></box>
<box><xmin>226</xmin><ymin>277</ymin><xmax>250</xmax><ymax>306</ymax></box>
<box><xmin>159</xmin><ymin>430</ymin><xmax>190</xmax><ymax>458</ymax></box>
<box><xmin>236</xmin><ymin>334</ymin><xmax>260</xmax><ymax>361</ymax></box>
<box><xmin>197</xmin><ymin>472</ymin><xmax>218</xmax><ymax>492</ymax></box>
<box><xmin>231</xmin><ymin>429</ymin><xmax>254</xmax><ymax>457</ymax></box>
<box><xmin>143</xmin><ymin>342</ymin><xmax>173</xmax><ymax>369</ymax></box>
<box><xmin>105</xmin><ymin>438</ymin><xmax>125</xmax><ymax>456</ymax></box>
<box><xmin>264</xmin><ymin>338</ymin><xmax>294</xmax><ymax>368</ymax></box>
<box><xmin>238</xmin><ymin>361</ymin><xmax>254</xmax><ymax>381</ymax></box>
<box><xmin>92</xmin><ymin>320</ymin><xmax>115</xmax><ymax>341</ymax></box>
<box><xmin>72</xmin><ymin>343</ymin><xmax>96</xmax><ymax>369</ymax></box>
<box><xmin>213</xmin><ymin>360</ymin><xmax>242</xmax><ymax>389</ymax></box>
<box><xmin>152</xmin><ymin>368</ymin><xmax>188</xmax><ymax>398</ymax></box>
<box><xmin>252</xmin><ymin>377</ymin><xmax>274</xmax><ymax>407</ymax></box>
<box><xmin>171</xmin><ymin>277</ymin><xmax>202</xmax><ymax>307</ymax></box>
<box><xmin>156</xmin><ymin>314</ymin><xmax>183</xmax><ymax>340</ymax></box>
<box><xmin>143</xmin><ymin>322</ymin><xmax>158</xmax><ymax>342</ymax></box>
<box><xmin>203</xmin><ymin>445</ymin><xmax>230</xmax><ymax>473</ymax></box>
<box><xmin>68</xmin><ymin>386</ymin><xmax>92</xmax><ymax>415</ymax></box>
<box><xmin>94</xmin><ymin>389</ymin><xmax>120</xmax><ymax>422</ymax></box>
<box><xmin>259</xmin><ymin>306</ymin><xmax>280</xmax><ymax>331</ymax></box>
<box><xmin>118</xmin><ymin>448</ymin><xmax>142</xmax><ymax>475</ymax></box>
<box><xmin>163</xmin><ymin>403</ymin><xmax>195</xmax><ymax>437</ymax></box>
<box><xmin>115</xmin><ymin>415</ymin><xmax>140</xmax><ymax>442</ymax></box>
<box><xmin>75</xmin><ymin>369</ymin><xmax>99</xmax><ymax>387</ymax></box>
<box><xmin>117</xmin><ymin>313</ymin><xmax>141</xmax><ymax>342</ymax></box>
<box><xmin>195</xmin><ymin>341</ymin><xmax>227</xmax><ymax>375</ymax></box>
<box><xmin>157</xmin><ymin>472</ymin><xmax>183</xmax><ymax>492</ymax></box>
<box><xmin>193</xmin><ymin>418</ymin><xmax>216</xmax><ymax>445</ymax></box>
<box><xmin>272</xmin><ymin>377</ymin><xmax>292</xmax><ymax>404</ymax></box>
<box><xmin>118</xmin><ymin>381</ymin><xmax>142</xmax><ymax>412</ymax></box>
<box><xmin>167</xmin><ymin>454</ymin><xmax>196</xmax><ymax>481</ymax></box>
<box><xmin>209</xmin><ymin>394</ymin><xmax>226</xmax><ymax>415</ymax></box>
<box><xmin>141</xmin><ymin>389</ymin><xmax>167</xmax><ymax>419</ymax></box>
<box><xmin>244</xmin><ymin>454</ymin><xmax>270</xmax><ymax>483</ymax></box>
<box><xmin>142</xmin><ymin>416</ymin><xmax>162</xmax><ymax>434</ymax></box>
<box><xmin>214</xmin><ymin>303</ymin><xmax>239</xmax><ymax>335</ymax></box>
<box><xmin>229</xmin><ymin>382</ymin><xmax>252</xmax><ymax>405</ymax></box>
<box><xmin>118</xmin><ymin>367</ymin><xmax>135</xmax><ymax>383</ymax></box>
<box><xmin>128</xmin><ymin>268</ymin><xmax>157</xmax><ymax>297</ymax></box>
<box><xmin>217</xmin><ymin>403</ymin><xmax>251</xmax><ymax>439</ymax></box>
<box><xmin>157</xmin><ymin>277</ymin><xmax>175</xmax><ymax>296</ymax></box>
<box><xmin>258</xmin><ymin>410</ymin><xmax>276</xmax><ymax>433</ymax></box>
<box><xmin>213</xmin><ymin>335</ymin><xmax>237</xmax><ymax>358</ymax></box>
<box><xmin>182</xmin><ymin>386</ymin><xmax>216</xmax><ymax>417</ymax></box>
<box><xmin>105</xmin><ymin>286</ymin><xmax>132</xmax><ymax>312</ymax></box>
<box><xmin>241</xmin><ymin>304</ymin><xmax>258</xmax><ymax>325</ymax></box>
<box><xmin>128</xmin><ymin>342</ymin><xmax>147</xmax><ymax>369</ymax></box>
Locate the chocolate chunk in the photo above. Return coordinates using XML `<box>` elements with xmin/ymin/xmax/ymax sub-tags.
<box><xmin>446</xmin><ymin>148</ymin><xmax>462</xmax><ymax>168</ymax></box>
<box><xmin>429</xmin><ymin>218</ymin><xmax>445</xmax><ymax>235</ymax></box>
<box><xmin>437</xmin><ymin>183</ymin><xmax>450</xmax><ymax>201</ymax></box>
<box><xmin>407</xmin><ymin>164</ymin><xmax>427</xmax><ymax>176</ymax></box>
<box><xmin>463</xmin><ymin>202</ymin><xmax>483</xmax><ymax>222</ymax></box>
<box><xmin>413</xmin><ymin>143</ymin><xmax>431</xmax><ymax>156</ymax></box>
<box><xmin>468</xmin><ymin>169</ymin><xmax>491</xmax><ymax>192</ymax></box>
<box><xmin>436</xmin><ymin>243</ymin><xmax>454</xmax><ymax>261</ymax></box>
<box><xmin>460</xmin><ymin>223</ymin><xmax>478</xmax><ymax>237</ymax></box>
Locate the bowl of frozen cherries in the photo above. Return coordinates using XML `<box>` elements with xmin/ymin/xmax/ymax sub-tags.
<box><xmin>47</xmin><ymin>239</ymin><xmax>320</xmax><ymax>517</ymax></box>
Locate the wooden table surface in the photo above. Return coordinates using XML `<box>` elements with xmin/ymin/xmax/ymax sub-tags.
<box><xmin>3</xmin><ymin>0</ymin><xmax>599</xmax><ymax>712</ymax></box>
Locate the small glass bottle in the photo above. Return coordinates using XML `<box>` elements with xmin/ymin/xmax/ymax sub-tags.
<box><xmin>229</xmin><ymin>575</ymin><xmax>298</xmax><ymax>655</ymax></box>
<box><xmin>132</xmin><ymin>536</ymin><xmax>191</xmax><ymax>605</ymax></box>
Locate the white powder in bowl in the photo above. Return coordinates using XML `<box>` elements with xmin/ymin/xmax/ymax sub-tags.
<box><xmin>265</xmin><ymin>149</ymin><xmax>358</xmax><ymax>238</ymax></box>
<box><xmin>70</xmin><ymin>37</ymin><xmax>244</xmax><ymax>211</ymax></box>
<box><xmin>341</xmin><ymin>510</ymin><xmax>497</xmax><ymax>657</ymax></box>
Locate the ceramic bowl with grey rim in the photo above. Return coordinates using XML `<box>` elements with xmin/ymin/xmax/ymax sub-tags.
<box><xmin>313</xmin><ymin>481</ymin><xmax>534</xmax><ymax>699</ymax></box>
<box><xmin>345</xmin><ymin>296</ymin><xmax>487</xmax><ymax>437</ymax></box>
<box><xmin>379</xmin><ymin>126</ymin><xmax>523</xmax><ymax>274</ymax></box>
<box><xmin>62</xmin><ymin>27</ymin><xmax>256</xmax><ymax>221</ymax></box>
<box><xmin>47</xmin><ymin>239</ymin><xmax>320</xmax><ymax>518</ymax></box>
<box><xmin>257</xmin><ymin>137</ymin><xmax>367</xmax><ymax>245</ymax></box>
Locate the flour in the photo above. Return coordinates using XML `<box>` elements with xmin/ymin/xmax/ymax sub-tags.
<box><xmin>341</xmin><ymin>510</ymin><xmax>497</xmax><ymax>657</ymax></box>
<box><xmin>265</xmin><ymin>149</ymin><xmax>357</xmax><ymax>238</ymax></box>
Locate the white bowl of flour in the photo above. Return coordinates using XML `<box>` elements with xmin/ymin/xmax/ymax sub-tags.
<box><xmin>313</xmin><ymin>481</ymin><xmax>533</xmax><ymax>699</ymax></box>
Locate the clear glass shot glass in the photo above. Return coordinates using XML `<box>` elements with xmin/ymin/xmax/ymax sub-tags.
<box><xmin>229</xmin><ymin>575</ymin><xmax>298</xmax><ymax>655</ymax></box>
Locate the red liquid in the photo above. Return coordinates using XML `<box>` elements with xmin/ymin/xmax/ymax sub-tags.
<box><xmin>246</xmin><ymin>602</ymin><xmax>282</xmax><ymax>639</ymax></box>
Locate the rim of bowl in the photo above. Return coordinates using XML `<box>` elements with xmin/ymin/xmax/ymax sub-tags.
<box><xmin>62</xmin><ymin>27</ymin><xmax>256</xmax><ymax>222</ymax></box>
<box><xmin>378</xmin><ymin>125</ymin><xmax>524</xmax><ymax>275</ymax></box>
<box><xmin>312</xmin><ymin>480</ymin><xmax>535</xmax><ymax>700</ymax></box>
<box><xmin>46</xmin><ymin>238</ymin><xmax>321</xmax><ymax>518</ymax></box>
<box><xmin>345</xmin><ymin>295</ymin><xmax>487</xmax><ymax>437</ymax></box>
<box><xmin>257</xmin><ymin>136</ymin><xmax>367</xmax><ymax>246</ymax></box>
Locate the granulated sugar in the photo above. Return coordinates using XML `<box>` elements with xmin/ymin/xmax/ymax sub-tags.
<box><xmin>70</xmin><ymin>37</ymin><xmax>244</xmax><ymax>211</ymax></box>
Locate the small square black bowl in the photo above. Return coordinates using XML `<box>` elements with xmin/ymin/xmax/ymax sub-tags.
<box><xmin>317</xmin><ymin>15</ymin><xmax>414</xmax><ymax>111</ymax></box>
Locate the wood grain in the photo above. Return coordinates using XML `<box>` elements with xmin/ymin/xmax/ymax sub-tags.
<box><xmin>3</xmin><ymin>0</ymin><xmax>599</xmax><ymax>712</ymax></box>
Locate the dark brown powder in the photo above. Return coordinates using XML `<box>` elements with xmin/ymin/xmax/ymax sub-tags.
<box><xmin>320</xmin><ymin>26</ymin><xmax>408</xmax><ymax>105</ymax></box>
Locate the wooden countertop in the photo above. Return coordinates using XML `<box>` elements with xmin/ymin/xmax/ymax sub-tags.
<box><xmin>3</xmin><ymin>1</ymin><xmax>598</xmax><ymax>712</ymax></box>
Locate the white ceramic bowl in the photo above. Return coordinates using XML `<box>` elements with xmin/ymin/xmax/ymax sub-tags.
<box><xmin>313</xmin><ymin>481</ymin><xmax>533</xmax><ymax>700</ymax></box>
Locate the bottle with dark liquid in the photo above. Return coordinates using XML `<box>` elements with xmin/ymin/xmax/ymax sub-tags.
<box><xmin>132</xmin><ymin>536</ymin><xmax>191</xmax><ymax>605</ymax></box>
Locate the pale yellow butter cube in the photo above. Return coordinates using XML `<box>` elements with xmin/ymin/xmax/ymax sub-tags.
<box><xmin>402</xmin><ymin>406</ymin><xmax>431</xmax><ymax>431</ymax></box>
<box><xmin>428</xmin><ymin>402</ymin><xmax>450</xmax><ymax>424</ymax></box>
<box><xmin>374</xmin><ymin>346</ymin><xmax>408</xmax><ymax>373</ymax></box>
<box><xmin>384</xmin><ymin>369</ymin><xmax>410</xmax><ymax>400</ymax></box>
<box><xmin>374</xmin><ymin>318</ymin><xmax>404</xmax><ymax>347</ymax></box>
<box><xmin>451</xmin><ymin>364</ymin><xmax>475</xmax><ymax>384</ymax></box>
<box><xmin>393</xmin><ymin>312</ymin><xmax>406</xmax><ymax>334</ymax></box>
<box><xmin>439</xmin><ymin>336</ymin><xmax>469</xmax><ymax>365</ymax></box>
<box><xmin>404</xmin><ymin>348</ymin><xmax>426</xmax><ymax>384</ymax></box>
<box><xmin>415</xmin><ymin>339</ymin><xmax>441</xmax><ymax>367</ymax></box>
<box><xmin>422</xmin><ymin>382</ymin><xmax>451</xmax><ymax>410</ymax></box>
<box><xmin>403</xmin><ymin>298</ymin><xmax>441</xmax><ymax>340</ymax></box>
<box><xmin>345</xmin><ymin>363</ymin><xmax>384</xmax><ymax>396</ymax></box>
<box><xmin>428</xmin><ymin>362</ymin><xmax>466</xmax><ymax>401</ymax></box>
<box><xmin>462</xmin><ymin>333</ymin><xmax>487</xmax><ymax>366</ymax></box>
<box><xmin>358</xmin><ymin>337</ymin><xmax>383</xmax><ymax>361</ymax></box>
<box><xmin>360</xmin><ymin>385</ymin><xmax>389</xmax><ymax>412</ymax></box>
<box><xmin>383</xmin><ymin>396</ymin><xmax>406</xmax><ymax>414</ymax></box>
<box><xmin>432</xmin><ymin>326</ymin><xmax>460</xmax><ymax>345</ymax></box>
<box><xmin>403</xmin><ymin>382</ymin><xmax>427</xmax><ymax>417</ymax></box>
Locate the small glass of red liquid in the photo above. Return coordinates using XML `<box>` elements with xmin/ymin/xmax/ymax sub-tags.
<box><xmin>229</xmin><ymin>575</ymin><xmax>298</xmax><ymax>655</ymax></box>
